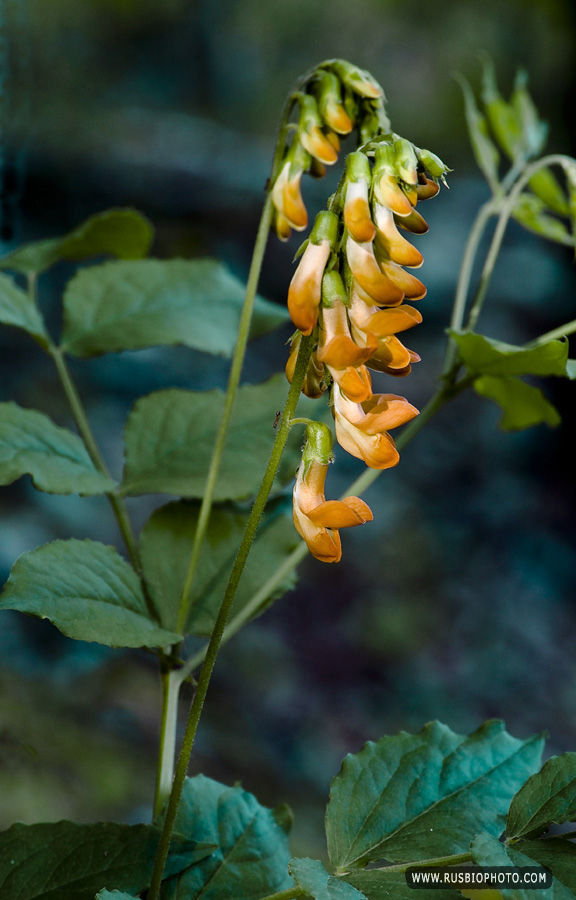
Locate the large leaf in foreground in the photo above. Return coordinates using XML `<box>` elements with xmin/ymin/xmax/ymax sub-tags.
<box><xmin>140</xmin><ymin>499</ymin><xmax>299</xmax><ymax>636</ymax></box>
<box><xmin>61</xmin><ymin>258</ymin><xmax>289</xmax><ymax>357</ymax></box>
<box><xmin>121</xmin><ymin>374</ymin><xmax>318</xmax><ymax>500</ymax></box>
<box><xmin>517</xmin><ymin>839</ymin><xmax>576</xmax><ymax>895</ymax></box>
<box><xmin>0</xmin><ymin>272</ymin><xmax>48</xmax><ymax>341</ymax></box>
<box><xmin>326</xmin><ymin>720</ymin><xmax>544</xmax><ymax>871</ymax></box>
<box><xmin>473</xmin><ymin>376</ymin><xmax>560</xmax><ymax>430</ymax></box>
<box><xmin>160</xmin><ymin>775</ymin><xmax>293</xmax><ymax>900</ymax></box>
<box><xmin>0</xmin><ymin>820</ymin><xmax>206</xmax><ymax>900</ymax></box>
<box><xmin>0</xmin><ymin>208</ymin><xmax>153</xmax><ymax>275</ymax></box>
<box><xmin>450</xmin><ymin>332</ymin><xmax>569</xmax><ymax>378</ymax></box>
<box><xmin>0</xmin><ymin>402</ymin><xmax>116</xmax><ymax>494</ymax></box>
<box><xmin>507</xmin><ymin>752</ymin><xmax>576</xmax><ymax>840</ymax></box>
<box><xmin>0</xmin><ymin>539</ymin><xmax>182</xmax><ymax>648</ymax></box>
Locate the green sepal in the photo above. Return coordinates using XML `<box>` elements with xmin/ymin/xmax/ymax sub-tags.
<box><xmin>393</xmin><ymin>137</ymin><xmax>418</xmax><ymax>184</ymax></box>
<box><xmin>310</xmin><ymin>210</ymin><xmax>339</xmax><ymax>246</ymax></box>
<box><xmin>302</xmin><ymin>421</ymin><xmax>334</xmax><ymax>467</ymax></box>
<box><xmin>345</xmin><ymin>150</ymin><xmax>372</xmax><ymax>184</ymax></box>
<box><xmin>416</xmin><ymin>146</ymin><xmax>452</xmax><ymax>179</ymax></box>
<box><xmin>322</xmin><ymin>269</ymin><xmax>348</xmax><ymax>309</ymax></box>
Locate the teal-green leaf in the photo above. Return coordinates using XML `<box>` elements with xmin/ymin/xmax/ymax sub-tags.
<box><xmin>0</xmin><ymin>208</ymin><xmax>153</xmax><ymax>275</ymax></box>
<box><xmin>120</xmin><ymin>374</ymin><xmax>319</xmax><ymax>500</ymax></box>
<box><xmin>60</xmin><ymin>258</ymin><xmax>289</xmax><ymax>357</ymax></box>
<box><xmin>512</xmin><ymin>194</ymin><xmax>572</xmax><ymax>245</ymax></box>
<box><xmin>507</xmin><ymin>753</ymin><xmax>576</xmax><ymax>840</ymax></box>
<box><xmin>516</xmin><ymin>839</ymin><xmax>576</xmax><ymax>895</ymax></box>
<box><xmin>566</xmin><ymin>360</ymin><xmax>576</xmax><ymax>380</ymax></box>
<box><xmin>470</xmin><ymin>832</ymin><xmax>573</xmax><ymax>900</ymax></box>
<box><xmin>140</xmin><ymin>498</ymin><xmax>299</xmax><ymax>637</ymax></box>
<box><xmin>455</xmin><ymin>73</ymin><xmax>500</xmax><ymax>190</ymax></box>
<box><xmin>325</xmin><ymin>720</ymin><xmax>544</xmax><ymax>871</ymax></box>
<box><xmin>0</xmin><ymin>271</ymin><xmax>48</xmax><ymax>341</ymax></box>
<box><xmin>96</xmin><ymin>893</ymin><xmax>140</xmax><ymax>900</ymax></box>
<box><xmin>344</xmin><ymin>869</ymin><xmax>461</xmax><ymax>900</ymax></box>
<box><xmin>289</xmin><ymin>858</ymin><xmax>367</xmax><ymax>900</ymax></box>
<box><xmin>0</xmin><ymin>539</ymin><xmax>182</xmax><ymax>648</ymax></box>
<box><xmin>0</xmin><ymin>402</ymin><xmax>116</xmax><ymax>494</ymax></box>
<box><xmin>159</xmin><ymin>775</ymin><xmax>293</xmax><ymax>900</ymax></box>
<box><xmin>0</xmin><ymin>820</ymin><xmax>203</xmax><ymax>900</ymax></box>
<box><xmin>527</xmin><ymin>169</ymin><xmax>569</xmax><ymax>217</ymax></box>
<box><xmin>473</xmin><ymin>376</ymin><xmax>561</xmax><ymax>431</ymax></box>
<box><xmin>450</xmin><ymin>332</ymin><xmax>569</xmax><ymax>378</ymax></box>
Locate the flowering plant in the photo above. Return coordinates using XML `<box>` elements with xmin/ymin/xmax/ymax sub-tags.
<box><xmin>0</xmin><ymin>59</ymin><xmax>576</xmax><ymax>900</ymax></box>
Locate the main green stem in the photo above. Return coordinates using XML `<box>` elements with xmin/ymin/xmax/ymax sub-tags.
<box><xmin>48</xmin><ymin>344</ymin><xmax>140</xmax><ymax>570</ymax></box>
<box><xmin>147</xmin><ymin>335</ymin><xmax>315</xmax><ymax>900</ymax></box>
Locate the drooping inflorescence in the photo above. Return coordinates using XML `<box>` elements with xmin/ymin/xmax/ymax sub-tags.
<box><xmin>273</xmin><ymin>61</ymin><xmax>449</xmax><ymax>562</ymax></box>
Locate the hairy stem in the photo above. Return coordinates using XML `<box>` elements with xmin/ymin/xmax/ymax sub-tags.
<box><xmin>147</xmin><ymin>335</ymin><xmax>315</xmax><ymax>900</ymax></box>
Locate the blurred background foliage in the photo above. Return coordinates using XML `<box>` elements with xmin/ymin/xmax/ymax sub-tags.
<box><xmin>0</xmin><ymin>0</ymin><xmax>575</xmax><ymax>862</ymax></box>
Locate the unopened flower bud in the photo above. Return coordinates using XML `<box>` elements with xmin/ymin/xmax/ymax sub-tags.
<box><xmin>297</xmin><ymin>94</ymin><xmax>339</xmax><ymax>165</ymax></box>
<box><xmin>416</xmin><ymin>147</ymin><xmax>451</xmax><ymax>180</ymax></box>
<box><xmin>314</xmin><ymin>70</ymin><xmax>354</xmax><ymax>135</ymax></box>
<box><xmin>321</xmin><ymin>269</ymin><xmax>348</xmax><ymax>309</ymax></box>
<box><xmin>344</xmin><ymin>151</ymin><xmax>375</xmax><ymax>243</ymax></box>
<box><xmin>328</xmin><ymin>60</ymin><xmax>383</xmax><ymax>100</ymax></box>
<box><xmin>393</xmin><ymin>138</ymin><xmax>419</xmax><ymax>185</ymax></box>
<box><xmin>373</xmin><ymin>144</ymin><xmax>413</xmax><ymax>216</ymax></box>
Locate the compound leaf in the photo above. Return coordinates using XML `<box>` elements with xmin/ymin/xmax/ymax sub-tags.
<box><xmin>473</xmin><ymin>376</ymin><xmax>560</xmax><ymax>430</ymax></box>
<box><xmin>0</xmin><ymin>402</ymin><xmax>116</xmax><ymax>495</ymax></box>
<box><xmin>0</xmin><ymin>539</ymin><xmax>182</xmax><ymax>648</ymax></box>
<box><xmin>140</xmin><ymin>498</ymin><xmax>299</xmax><ymax>637</ymax></box>
<box><xmin>61</xmin><ymin>258</ymin><xmax>289</xmax><ymax>357</ymax></box>
<box><xmin>326</xmin><ymin>720</ymin><xmax>544</xmax><ymax>871</ymax></box>
<box><xmin>450</xmin><ymin>332</ymin><xmax>569</xmax><ymax>378</ymax></box>
<box><xmin>0</xmin><ymin>208</ymin><xmax>153</xmax><ymax>275</ymax></box>
<box><xmin>160</xmin><ymin>775</ymin><xmax>292</xmax><ymax>900</ymax></box>
<box><xmin>507</xmin><ymin>753</ymin><xmax>576</xmax><ymax>840</ymax></box>
<box><xmin>0</xmin><ymin>820</ymin><xmax>205</xmax><ymax>900</ymax></box>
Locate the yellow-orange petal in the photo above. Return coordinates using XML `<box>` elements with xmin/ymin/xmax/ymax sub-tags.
<box><xmin>359</xmin><ymin>393</ymin><xmax>419</xmax><ymax>433</ymax></box>
<box><xmin>394</xmin><ymin>208</ymin><xmax>429</xmax><ymax>234</ymax></box>
<box><xmin>373</xmin><ymin>203</ymin><xmax>423</xmax><ymax>268</ymax></box>
<box><xmin>306</xmin><ymin>497</ymin><xmax>373</xmax><ymax>528</ymax></box>
<box><xmin>359</xmin><ymin>305</ymin><xmax>423</xmax><ymax>337</ymax></box>
<box><xmin>272</xmin><ymin>161</ymin><xmax>308</xmax><ymax>231</ymax></box>
<box><xmin>329</xmin><ymin>364</ymin><xmax>373</xmax><ymax>402</ymax></box>
<box><xmin>287</xmin><ymin>240</ymin><xmax>331</xmax><ymax>334</ymax></box>
<box><xmin>300</xmin><ymin>126</ymin><xmax>339</xmax><ymax>165</ymax></box>
<box><xmin>323</xmin><ymin>101</ymin><xmax>354</xmax><ymax>135</ymax></box>
<box><xmin>346</xmin><ymin>238</ymin><xmax>405</xmax><ymax>306</ymax></box>
<box><xmin>336</xmin><ymin>419</ymin><xmax>400</xmax><ymax>469</ymax></box>
<box><xmin>275</xmin><ymin>211</ymin><xmax>292</xmax><ymax>242</ymax></box>
<box><xmin>344</xmin><ymin>181</ymin><xmax>376</xmax><ymax>243</ymax></box>
<box><xmin>379</xmin><ymin>260</ymin><xmax>427</xmax><ymax>300</ymax></box>
<box><xmin>416</xmin><ymin>175</ymin><xmax>440</xmax><ymax>200</ymax></box>
<box><xmin>374</xmin><ymin>174</ymin><xmax>414</xmax><ymax>216</ymax></box>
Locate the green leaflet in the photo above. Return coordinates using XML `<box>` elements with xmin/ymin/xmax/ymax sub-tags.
<box><xmin>344</xmin><ymin>869</ymin><xmax>461</xmax><ymax>900</ymax></box>
<box><xmin>139</xmin><ymin>498</ymin><xmax>299</xmax><ymax>637</ymax></box>
<box><xmin>473</xmin><ymin>376</ymin><xmax>560</xmax><ymax>431</ymax></box>
<box><xmin>159</xmin><ymin>775</ymin><xmax>293</xmax><ymax>900</ymax></box>
<box><xmin>289</xmin><ymin>858</ymin><xmax>367</xmax><ymax>900</ymax></box>
<box><xmin>0</xmin><ymin>208</ymin><xmax>154</xmax><ymax>275</ymax></box>
<box><xmin>325</xmin><ymin>720</ymin><xmax>544</xmax><ymax>871</ymax></box>
<box><xmin>0</xmin><ymin>820</ymin><xmax>208</xmax><ymax>900</ymax></box>
<box><xmin>455</xmin><ymin>73</ymin><xmax>500</xmax><ymax>190</ymax></box>
<box><xmin>507</xmin><ymin>752</ymin><xmax>576</xmax><ymax>840</ymax></box>
<box><xmin>120</xmin><ymin>374</ymin><xmax>325</xmax><ymax>501</ymax></box>
<box><xmin>450</xmin><ymin>332</ymin><xmax>570</xmax><ymax>378</ymax></box>
<box><xmin>60</xmin><ymin>258</ymin><xmax>289</xmax><ymax>357</ymax></box>
<box><xmin>517</xmin><ymin>839</ymin><xmax>576</xmax><ymax>895</ymax></box>
<box><xmin>0</xmin><ymin>402</ymin><xmax>116</xmax><ymax>495</ymax></box>
<box><xmin>0</xmin><ymin>539</ymin><xmax>182</xmax><ymax>648</ymax></box>
<box><xmin>96</xmin><ymin>893</ymin><xmax>141</xmax><ymax>900</ymax></box>
<box><xmin>0</xmin><ymin>272</ymin><xmax>48</xmax><ymax>342</ymax></box>
<box><xmin>512</xmin><ymin>194</ymin><xmax>572</xmax><ymax>245</ymax></box>
<box><xmin>470</xmin><ymin>832</ymin><xmax>573</xmax><ymax>900</ymax></box>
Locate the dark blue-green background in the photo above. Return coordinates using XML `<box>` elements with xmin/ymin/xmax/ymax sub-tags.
<box><xmin>0</xmin><ymin>0</ymin><xmax>575</xmax><ymax>859</ymax></box>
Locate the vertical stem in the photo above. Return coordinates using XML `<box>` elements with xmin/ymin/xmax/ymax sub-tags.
<box><xmin>48</xmin><ymin>344</ymin><xmax>141</xmax><ymax>570</ymax></box>
<box><xmin>147</xmin><ymin>335</ymin><xmax>314</xmax><ymax>900</ymax></box>
<box><xmin>175</xmin><ymin>192</ymin><xmax>274</xmax><ymax>634</ymax></box>
<box><xmin>153</xmin><ymin>669</ymin><xmax>183</xmax><ymax>819</ymax></box>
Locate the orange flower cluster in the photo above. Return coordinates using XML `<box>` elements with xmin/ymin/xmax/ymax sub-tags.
<box><xmin>271</xmin><ymin>60</ymin><xmax>389</xmax><ymax>242</ymax></box>
<box><xmin>284</xmin><ymin>135</ymin><xmax>449</xmax><ymax>561</ymax></box>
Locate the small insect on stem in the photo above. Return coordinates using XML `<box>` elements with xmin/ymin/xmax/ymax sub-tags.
<box><xmin>273</xmin><ymin>410</ymin><xmax>281</xmax><ymax>429</ymax></box>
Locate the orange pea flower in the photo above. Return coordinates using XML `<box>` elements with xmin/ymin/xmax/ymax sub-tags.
<box><xmin>333</xmin><ymin>388</ymin><xmax>418</xmax><ymax>469</ymax></box>
<box><xmin>293</xmin><ymin>423</ymin><xmax>373</xmax><ymax>563</ymax></box>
